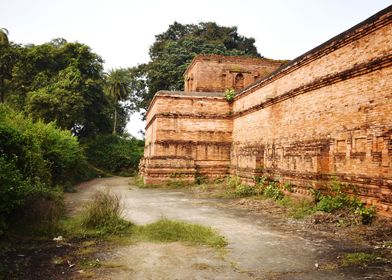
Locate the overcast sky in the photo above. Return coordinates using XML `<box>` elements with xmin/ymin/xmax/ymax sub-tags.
<box><xmin>2</xmin><ymin>0</ymin><xmax>391</xmax><ymax>138</ymax></box>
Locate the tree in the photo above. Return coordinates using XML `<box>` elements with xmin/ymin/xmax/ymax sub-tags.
<box><xmin>0</xmin><ymin>28</ymin><xmax>8</xmax><ymax>45</ymax></box>
<box><xmin>2</xmin><ymin>39</ymin><xmax>122</xmax><ymax>137</ymax></box>
<box><xmin>128</xmin><ymin>21</ymin><xmax>260</xmax><ymax>114</ymax></box>
<box><xmin>0</xmin><ymin>28</ymin><xmax>10</xmax><ymax>103</ymax></box>
<box><xmin>105</xmin><ymin>68</ymin><xmax>131</xmax><ymax>134</ymax></box>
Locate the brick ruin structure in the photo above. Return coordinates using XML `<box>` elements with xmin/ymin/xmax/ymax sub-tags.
<box><xmin>139</xmin><ymin>6</ymin><xmax>392</xmax><ymax>216</ymax></box>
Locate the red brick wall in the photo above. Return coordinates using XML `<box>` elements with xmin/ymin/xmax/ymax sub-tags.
<box><xmin>142</xmin><ymin>91</ymin><xmax>233</xmax><ymax>183</ymax></box>
<box><xmin>231</xmin><ymin>11</ymin><xmax>392</xmax><ymax>214</ymax></box>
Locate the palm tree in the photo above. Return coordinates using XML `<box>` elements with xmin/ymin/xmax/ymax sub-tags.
<box><xmin>105</xmin><ymin>68</ymin><xmax>130</xmax><ymax>134</ymax></box>
<box><xmin>0</xmin><ymin>28</ymin><xmax>9</xmax><ymax>45</ymax></box>
<box><xmin>0</xmin><ymin>28</ymin><xmax>9</xmax><ymax>103</ymax></box>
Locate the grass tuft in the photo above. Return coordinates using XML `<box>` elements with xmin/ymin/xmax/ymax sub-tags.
<box><xmin>80</xmin><ymin>190</ymin><xmax>132</xmax><ymax>235</ymax></box>
<box><xmin>135</xmin><ymin>218</ymin><xmax>228</xmax><ymax>248</ymax></box>
<box><xmin>341</xmin><ymin>252</ymin><xmax>378</xmax><ymax>267</ymax></box>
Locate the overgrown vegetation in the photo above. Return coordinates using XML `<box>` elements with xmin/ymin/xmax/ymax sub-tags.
<box><xmin>341</xmin><ymin>252</ymin><xmax>379</xmax><ymax>267</ymax></box>
<box><xmin>0</xmin><ymin>105</ymin><xmax>91</xmax><ymax>234</ymax></box>
<box><xmin>61</xmin><ymin>190</ymin><xmax>227</xmax><ymax>248</ymax></box>
<box><xmin>162</xmin><ymin>175</ymin><xmax>378</xmax><ymax>225</ymax></box>
<box><xmin>136</xmin><ymin>219</ymin><xmax>227</xmax><ymax>248</ymax></box>
<box><xmin>84</xmin><ymin>134</ymin><xmax>144</xmax><ymax>175</ymax></box>
<box><xmin>0</xmin><ymin>34</ymin><xmax>145</xmax><ymax>236</ymax></box>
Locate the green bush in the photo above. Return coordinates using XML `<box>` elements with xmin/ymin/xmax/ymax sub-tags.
<box><xmin>84</xmin><ymin>134</ymin><xmax>144</xmax><ymax>174</ymax></box>
<box><xmin>315</xmin><ymin>195</ymin><xmax>346</xmax><ymax>213</ymax></box>
<box><xmin>264</xmin><ymin>183</ymin><xmax>284</xmax><ymax>200</ymax></box>
<box><xmin>0</xmin><ymin>105</ymin><xmax>89</xmax><ymax>186</ymax></box>
<box><xmin>225</xmin><ymin>175</ymin><xmax>242</xmax><ymax>189</ymax></box>
<box><xmin>0</xmin><ymin>156</ymin><xmax>29</xmax><ymax>234</ymax></box>
<box><xmin>313</xmin><ymin>180</ymin><xmax>377</xmax><ymax>224</ymax></box>
<box><xmin>234</xmin><ymin>184</ymin><xmax>256</xmax><ymax>197</ymax></box>
<box><xmin>0</xmin><ymin>104</ymin><xmax>89</xmax><ymax>234</ymax></box>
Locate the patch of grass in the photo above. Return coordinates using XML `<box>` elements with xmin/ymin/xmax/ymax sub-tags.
<box><xmin>232</xmin><ymin>184</ymin><xmax>257</xmax><ymax>197</ymax></box>
<box><xmin>341</xmin><ymin>252</ymin><xmax>378</xmax><ymax>267</ymax></box>
<box><xmin>51</xmin><ymin>256</ymin><xmax>65</xmax><ymax>265</ymax></box>
<box><xmin>132</xmin><ymin>175</ymin><xmax>191</xmax><ymax>189</ymax></box>
<box><xmin>226</xmin><ymin>175</ymin><xmax>242</xmax><ymax>189</ymax></box>
<box><xmin>60</xmin><ymin>191</ymin><xmax>227</xmax><ymax>249</ymax></box>
<box><xmin>166</xmin><ymin>180</ymin><xmax>189</xmax><ymax>189</ymax></box>
<box><xmin>278</xmin><ymin>197</ymin><xmax>315</xmax><ymax>219</ymax></box>
<box><xmin>76</xmin><ymin>246</ymin><xmax>99</xmax><ymax>256</ymax></box>
<box><xmin>79</xmin><ymin>259</ymin><xmax>101</xmax><ymax>269</ymax></box>
<box><xmin>134</xmin><ymin>218</ymin><xmax>228</xmax><ymax>248</ymax></box>
<box><xmin>100</xmin><ymin>261</ymin><xmax>130</xmax><ymax>269</ymax></box>
<box><xmin>132</xmin><ymin>175</ymin><xmax>148</xmax><ymax>188</ymax></box>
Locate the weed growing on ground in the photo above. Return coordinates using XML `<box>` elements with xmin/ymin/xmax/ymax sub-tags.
<box><xmin>135</xmin><ymin>218</ymin><xmax>228</xmax><ymax>248</ymax></box>
<box><xmin>233</xmin><ymin>184</ymin><xmax>257</xmax><ymax>197</ymax></box>
<box><xmin>81</xmin><ymin>190</ymin><xmax>132</xmax><ymax>234</ymax></box>
<box><xmin>263</xmin><ymin>182</ymin><xmax>284</xmax><ymax>200</ymax></box>
<box><xmin>278</xmin><ymin>197</ymin><xmax>315</xmax><ymax>219</ymax></box>
<box><xmin>341</xmin><ymin>252</ymin><xmax>378</xmax><ymax>267</ymax></box>
<box><xmin>226</xmin><ymin>175</ymin><xmax>242</xmax><ymax>189</ymax></box>
<box><xmin>313</xmin><ymin>181</ymin><xmax>377</xmax><ymax>224</ymax></box>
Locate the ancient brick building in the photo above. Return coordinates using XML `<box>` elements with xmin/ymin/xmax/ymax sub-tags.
<box><xmin>140</xmin><ymin>6</ymin><xmax>392</xmax><ymax>216</ymax></box>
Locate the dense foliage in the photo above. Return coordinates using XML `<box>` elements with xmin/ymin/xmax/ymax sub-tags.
<box><xmin>0</xmin><ymin>39</ymin><xmax>129</xmax><ymax>137</ymax></box>
<box><xmin>128</xmin><ymin>21</ymin><xmax>261</xmax><ymax>112</ymax></box>
<box><xmin>0</xmin><ymin>105</ymin><xmax>91</xmax><ymax>233</ymax></box>
<box><xmin>84</xmin><ymin>134</ymin><xmax>144</xmax><ymax>174</ymax></box>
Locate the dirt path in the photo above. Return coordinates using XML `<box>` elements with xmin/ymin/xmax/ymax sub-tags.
<box><xmin>65</xmin><ymin>177</ymin><xmax>392</xmax><ymax>280</ymax></box>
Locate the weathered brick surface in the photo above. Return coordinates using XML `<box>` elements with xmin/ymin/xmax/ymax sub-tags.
<box><xmin>231</xmin><ymin>7</ymin><xmax>392</xmax><ymax>215</ymax></box>
<box><xmin>141</xmin><ymin>7</ymin><xmax>392</xmax><ymax>215</ymax></box>
<box><xmin>184</xmin><ymin>55</ymin><xmax>285</xmax><ymax>92</ymax></box>
<box><xmin>142</xmin><ymin>91</ymin><xmax>233</xmax><ymax>181</ymax></box>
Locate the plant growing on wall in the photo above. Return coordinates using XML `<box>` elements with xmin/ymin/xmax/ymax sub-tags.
<box><xmin>225</xmin><ymin>88</ymin><xmax>235</xmax><ymax>102</ymax></box>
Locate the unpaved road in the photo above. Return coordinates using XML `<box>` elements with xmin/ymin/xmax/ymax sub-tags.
<box><xmin>66</xmin><ymin>177</ymin><xmax>392</xmax><ymax>280</ymax></box>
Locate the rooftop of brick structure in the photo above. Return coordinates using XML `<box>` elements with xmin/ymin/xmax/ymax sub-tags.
<box><xmin>236</xmin><ymin>4</ymin><xmax>392</xmax><ymax>100</ymax></box>
<box><xmin>183</xmin><ymin>54</ymin><xmax>287</xmax><ymax>77</ymax></box>
<box><xmin>156</xmin><ymin>90</ymin><xmax>225</xmax><ymax>98</ymax></box>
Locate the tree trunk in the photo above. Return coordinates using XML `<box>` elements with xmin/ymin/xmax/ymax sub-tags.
<box><xmin>112</xmin><ymin>108</ymin><xmax>117</xmax><ymax>135</ymax></box>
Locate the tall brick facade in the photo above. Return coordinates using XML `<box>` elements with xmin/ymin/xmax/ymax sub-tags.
<box><xmin>140</xmin><ymin>6</ymin><xmax>392</xmax><ymax>216</ymax></box>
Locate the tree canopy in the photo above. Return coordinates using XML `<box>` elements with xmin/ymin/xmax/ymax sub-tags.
<box><xmin>0</xmin><ymin>39</ymin><xmax>129</xmax><ymax>137</ymax></box>
<box><xmin>128</xmin><ymin>21</ymin><xmax>260</xmax><ymax>113</ymax></box>
<box><xmin>104</xmin><ymin>68</ymin><xmax>132</xmax><ymax>134</ymax></box>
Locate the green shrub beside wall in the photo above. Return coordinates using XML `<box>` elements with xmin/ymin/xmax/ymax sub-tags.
<box><xmin>0</xmin><ymin>105</ymin><xmax>90</xmax><ymax>234</ymax></box>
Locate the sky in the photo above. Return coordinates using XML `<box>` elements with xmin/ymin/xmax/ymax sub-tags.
<box><xmin>2</xmin><ymin>0</ymin><xmax>391</xmax><ymax>138</ymax></box>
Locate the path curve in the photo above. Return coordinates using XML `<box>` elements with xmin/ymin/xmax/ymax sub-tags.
<box><xmin>65</xmin><ymin>177</ymin><xmax>390</xmax><ymax>280</ymax></box>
